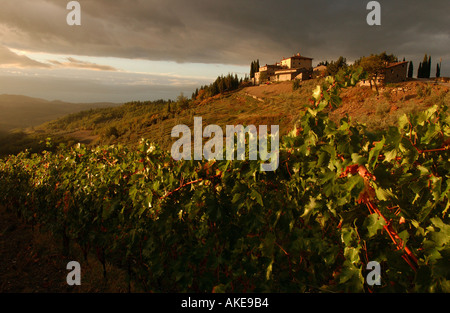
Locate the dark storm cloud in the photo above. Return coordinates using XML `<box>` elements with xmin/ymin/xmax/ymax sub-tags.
<box><xmin>0</xmin><ymin>0</ymin><xmax>449</xmax><ymax>68</ymax></box>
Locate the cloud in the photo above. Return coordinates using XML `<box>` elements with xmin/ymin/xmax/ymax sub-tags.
<box><xmin>0</xmin><ymin>45</ymin><xmax>50</xmax><ymax>68</ymax></box>
<box><xmin>49</xmin><ymin>57</ymin><xmax>118</xmax><ymax>71</ymax></box>
<box><xmin>0</xmin><ymin>0</ymin><xmax>448</xmax><ymax>68</ymax></box>
<box><xmin>0</xmin><ymin>45</ymin><xmax>117</xmax><ymax>71</ymax></box>
<box><xmin>0</xmin><ymin>0</ymin><xmax>448</xmax><ymax>80</ymax></box>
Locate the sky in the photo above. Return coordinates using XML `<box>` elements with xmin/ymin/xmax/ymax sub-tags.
<box><xmin>0</xmin><ymin>0</ymin><xmax>449</xmax><ymax>103</ymax></box>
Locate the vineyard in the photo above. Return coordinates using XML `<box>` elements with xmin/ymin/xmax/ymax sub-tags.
<box><xmin>0</xmin><ymin>67</ymin><xmax>449</xmax><ymax>292</ymax></box>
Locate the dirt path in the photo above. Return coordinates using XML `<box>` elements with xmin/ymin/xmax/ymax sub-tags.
<box><xmin>65</xmin><ymin>129</ymin><xmax>99</xmax><ymax>144</ymax></box>
<box><xmin>243</xmin><ymin>81</ymin><xmax>293</xmax><ymax>99</ymax></box>
<box><xmin>0</xmin><ymin>206</ymin><xmax>72</xmax><ymax>293</ymax></box>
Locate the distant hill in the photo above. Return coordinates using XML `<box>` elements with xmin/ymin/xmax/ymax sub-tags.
<box><xmin>0</xmin><ymin>94</ymin><xmax>120</xmax><ymax>131</ymax></box>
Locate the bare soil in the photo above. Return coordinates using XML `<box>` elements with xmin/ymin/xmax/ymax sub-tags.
<box><xmin>330</xmin><ymin>80</ymin><xmax>449</xmax><ymax>130</ymax></box>
<box><xmin>66</xmin><ymin>129</ymin><xmax>99</xmax><ymax>144</ymax></box>
<box><xmin>0</xmin><ymin>206</ymin><xmax>131</xmax><ymax>293</ymax></box>
<box><xmin>0</xmin><ymin>206</ymin><xmax>71</xmax><ymax>293</ymax></box>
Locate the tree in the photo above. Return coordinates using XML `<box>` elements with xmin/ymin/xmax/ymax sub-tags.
<box><xmin>356</xmin><ymin>54</ymin><xmax>386</xmax><ymax>94</ymax></box>
<box><xmin>419</xmin><ymin>54</ymin><xmax>430</xmax><ymax>78</ymax></box>
<box><xmin>428</xmin><ymin>56</ymin><xmax>432</xmax><ymax>78</ymax></box>
<box><xmin>418</xmin><ymin>62</ymin><xmax>423</xmax><ymax>78</ymax></box>
<box><xmin>250</xmin><ymin>59</ymin><xmax>260</xmax><ymax>79</ymax></box>
<box><xmin>250</xmin><ymin>61</ymin><xmax>255</xmax><ymax>79</ymax></box>
<box><xmin>192</xmin><ymin>88</ymin><xmax>199</xmax><ymax>100</ymax></box>
<box><xmin>436</xmin><ymin>63</ymin><xmax>441</xmax><ymax>78</ymax></box>
<box><xmin>408</xmin><ymin>61</ymin><xmax>414</xmax><ymax>78</ymax></box>
<box><xmin>177</xmin><ymin>92</ymin><xmax>190</xmax><ymax>110</ymax></box>
<box><xmin>378</xmin><ymin>51</ymin><xmax>398</xmax><ymax>63</ymax></box>
<box><xmin>218</xmin><ymin>77</ymin><xmax>225</xmax><ymax>94</ymax></box>
<box><xmin>326</xmin><ymin>56</ymin><xmax>348</xmax><ymax>76</ymax></box>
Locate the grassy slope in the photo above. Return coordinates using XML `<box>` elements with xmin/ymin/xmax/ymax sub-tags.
<box><xmin>1</xmin><ymin>79</ymin><xmax>449</xmax><ymax>157</ymax></box>
<box><xmin>35</xmin><ymin>80</ymin><xmax>318</xmax><ymax>152</ymax></box>
<box><xmin>331</xmin><ymin>80</ymin><xmax>450</xmax><ymax>130</ymax></box>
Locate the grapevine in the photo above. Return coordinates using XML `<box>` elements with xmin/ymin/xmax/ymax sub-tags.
<box><xmin>0</xmin><ymin>67</ymin><xmax>448</xmax><ymax>292</ymax></box>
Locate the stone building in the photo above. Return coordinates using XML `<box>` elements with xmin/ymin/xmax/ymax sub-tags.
<box><xmin>359</xmin><ymin>61</ymin><xmax>409</xmax><ymax>87</ymax></box>
<box><xmin>280</xmin><ymin>54</ymin><xmax>313</xmax><ymax>70</ymax></box>
<box><xmin>254</xmin><ymin>53</ymin><xmax>313</xmax><ymax>84</ymax></box>
<box><xmin>384</xmin><ymin>61</ymin><xmax>409</xmax><ymax>83</ymax></box>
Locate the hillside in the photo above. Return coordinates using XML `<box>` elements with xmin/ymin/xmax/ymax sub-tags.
<box><xmin>32</xmin><ymin>80</ymin><xmax>318</xmax><ymax>152</ymax></box>
<box><xmin>331</xmin><ymin>80</ymin><xmax>450</xmax><ymax>129</ymax></box>
<box><xmin>1</xmin><ymin>69</ymin><xmax>448</xmax><ymax>293</ymax></box>
<box><xmin>1</xmin><ymin>79</ymin><xmax>449</xmax><ymax>157</ymax></box>
<box><xmin>0</xmin><ymin>94</ymin><xmax>119</xmax><ymax>132</ymax></box>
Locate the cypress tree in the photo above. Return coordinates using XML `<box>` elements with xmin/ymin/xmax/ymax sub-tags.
<box><xmin>427</xmin><ymin>56</ymin><xmax>432</xmax><ymax>78</ymax></box>
<box><xmin>250</xmin><ymin>61</ymin><xmax>255</xmax><ymax>79</ymax></box>
<box><xmin>418</xmin><ymin>62</ymin><xmax>423</xmax><ymax>78</ymax></box>
<box><xmin>250</xmin><ymin>60</ymin><xmax>260</xmax><ymax>79</ymax></box>
<box><xmin>421</xmin><ymin>54</ymin><xmax>428</xmax><ymax>78</ymax></box>
<box><xmin>436</xmin><ymin>63</ymin><xmax>441</xmax><ymax>78</ymax></box>
<box><xmin>408</xmin><ymin>61</ymin><xmax>413</xmax><ymax>78</ymax></box>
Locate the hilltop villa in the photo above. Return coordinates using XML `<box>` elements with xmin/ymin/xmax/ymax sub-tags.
<box><xmin>254</xmin><ymin>53</ymin><xmax>314</xmax><ymax>85</ymax></box>
<box><xmin>254</xmin><ymin>53</ymin><xmax>409</xmax><ymax>87</ymax></box>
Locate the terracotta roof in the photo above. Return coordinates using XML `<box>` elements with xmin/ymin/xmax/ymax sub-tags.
<box><xmin>386</xmin><ymin>61</ymin><xmax>408</xmax><ymax>69</ymax></box>
<box><xmin>281</xmin><ymin>55</ymin><xmax>313</xmax><ymax>61</ymax></box>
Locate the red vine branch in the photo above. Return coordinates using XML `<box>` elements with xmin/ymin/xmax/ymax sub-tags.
<box><xmin>159</xmin><ymin>173</ymin><xmax>222</xmax><ymax>200</ymax></box>
<box><xmin>342</xmin><ymin>164</ymin><xmax>419</xmax><ymax>271</ymax></box>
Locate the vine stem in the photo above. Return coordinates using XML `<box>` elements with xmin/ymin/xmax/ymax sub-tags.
<box><xmin>417</xmin><ymin>145</ymin><xmax>449</xmax><ymax>154</ymax></box>
<box><xmin>275</xmin><ymin>241</ymin><xmax>289</xmax><ymax>256</ymax></box>
<box><xmin>159</xmin><ymin>174</ymin><xmax>221</xmax><ymax>200</ymax></box>
<box><xmin>344</xmin><ymin>163</ymin><xmax>419</xmax><ymax>271</ymax></box>
<box><xmin>366</xmin><ymin>201</ymin><xmax>418</xmax><ymax>271</ymax></box>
